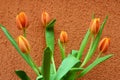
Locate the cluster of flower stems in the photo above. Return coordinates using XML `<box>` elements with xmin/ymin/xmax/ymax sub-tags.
<box><xmin>0</xmin><ymin>11</ymin><xmax>112</xmax><ymax>80</ymax></box>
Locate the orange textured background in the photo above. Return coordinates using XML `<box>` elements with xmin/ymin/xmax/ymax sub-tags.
<box><xmin>0</xmin><ymin>0</ymin><xmax>120</xmax><ymax>80</ymax></box>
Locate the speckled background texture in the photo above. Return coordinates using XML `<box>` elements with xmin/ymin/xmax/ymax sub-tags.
<box><xmin>0</xmin><ymin>0</ymin><xmax>120</xmax><ymax>80</ymax></box>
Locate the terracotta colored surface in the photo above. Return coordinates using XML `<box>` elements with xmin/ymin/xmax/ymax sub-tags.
<box><xmin>0</xmin><ymin>0</ymin><xmax>120</xmax><ymax>80</ymax></box>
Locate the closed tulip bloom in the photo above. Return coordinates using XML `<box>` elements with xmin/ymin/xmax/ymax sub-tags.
<box><xmin>60</xmin><ymin>31</ymin><xmax>68</xmax><ymax>43</ymax></box>
<box><xmin>17</xmin><ymin>35</ymin><xmax>30</xmax><ymax>53</ymax></box>
<box><xmin>41</xmin><ymin>11</ymin><xmax>50</xmax><ymax>26</ymax></box>
<box><xmin>98</xmin><ymin>38</ymin><xmax>110</xmax><ymax>53</ymax></box>
<box><xmin>16</xmin><ymin>12</ymin><xmax>29</xmax><ymax>30</ymax></box>
<box><xmin>90</xmin><ymin>18</ymin><xmax>100</xmax><ymax>35</ymax></box>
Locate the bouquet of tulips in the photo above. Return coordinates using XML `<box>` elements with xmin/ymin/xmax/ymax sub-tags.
<box><xmin>0</xmin><ymin>11</ymin><xmax>113</xmax><ymax>80</ymax></box>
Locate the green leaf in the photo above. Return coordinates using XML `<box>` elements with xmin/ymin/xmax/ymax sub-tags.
<box><xmin>77</xmin><ymin>29</ymin><xmax>90</xmax><ymax>59</ymax></box>
<box><xmin>63</xmin><ymin>57</ymin><xmax>82</xmax><ymax>80</ymax></box>
<box><xmin>63</xmin><ymin>71</ymin><xmax>76</xmax><ymax>80</ymax></box>
<box><xmin>0</xmin><ymin>25</ymin><xmax>40</xmax><ymax>75</ymax></box>
<box><xmin>0</xmin><ymin>25</ymin><xmax>31</xmax><ymax>66</ymax></box>
<box><xmin>54</xmin><ymin>55</ymin><xmax>80</xmax><ymax>80</ymax></box>
<box><xmin>15</xmin><ymin>70</ymin><xmax>30</xmax><ymax>80</ymax></box>
<box><xmin>45</xmin><ymin>19</ymin><xmax>56</xmax><ymax>53</ymax></box>
<box><xmin>45</xmin><ymin>19</ymin><xmax>56</xmax><ymax>75</ymax></box>
<box><xmin>63</xmin><ymin>68</ymin><xmax>83</xmax><ymax>80</ymax></box>
<box><xmin>80</xmin><ymin>16</ymin><xmax>108</xmax><ymax>67</ymax></box>
<box><xmin>36</xmin><ymin>75</ymin><xmax>43</xmax><ymax>80</ymax></box>
<box><xmin>42</xmin><ymin>47</ymin><xmax>52</xmax><ymax>80</ymax></box>
<box><xmin>78</xmin><ymin>54</ymin><xmax>113</xmax><ymax>77</ymax></box>
<box><xmin>58</xmin><ymin>39</ymin><xmax>65</xmax><ymax>60</ymax></box>
<box><xmin>46</xmin><ymin>19</ymin><xmax>56</xmax><ymax>29</ymax></box>
<box><xmin>50</xmin><ymin>64</ymin><xmax>56</xmax><ymax>80</ymax></box>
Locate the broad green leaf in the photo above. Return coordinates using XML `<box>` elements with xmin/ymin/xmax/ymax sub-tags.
<box><xmin>80</xmin><ymin>16</ymin><xmax>108</xmax><ymax>67</ymax></box>
<box><xmin>50</xmin><ymin>64</ymin><xmax>56</xmax><ymax>80</ymax></box>
<box><xmin>42</xmin><ymin>47</ymin><xmax>52</xmax><ymax>80</ymax></box>
<box><xmin>63</xmin><ymin>71</ymin><xmax>76</xmax><ymax>80</ymax></box>
<box><xmin>45</xmin><ymin>19</ymin><xmax>56</xmax><ymax>75</ymax></box>
<box><xmin>45</xmin><ymin>19</ymin><xmax>56</xmax><ymax>53</ymax></box>
<box><xmin>58</xmin><ymin>39</ymin><xmax>65</xmax><ymax>60</ymax></box>
<box><xmin>63</xmin><ymin>57</ymin><xmax>82</xmax><ymax>80</ymax></box>
<box><xmin>54</xmin><ymin>55</ymin><xmax>80</xmax><ymax>80</ymax></box>
<box><xmin>78</xmin><ymin>54</ymin><xmax>113</xmax><ymax>77</ymax></box>
<box><xmin>77</xmin><ymin>29</ymin><xmax>90</xmax><ymax>59</ymax></box>
<box><xmin>15</xmin><ymin>70</ymin><xmax>30</xmax><ymax>80</ymax></box>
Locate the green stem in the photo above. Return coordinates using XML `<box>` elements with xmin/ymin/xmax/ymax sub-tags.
<box><xmin>58</xmin><ymin>39</ymin><xmax>66</xmax><ymax>60</ymax></box>
<box><xmin>96</xmin><ymin>52</ymin><xmax>102</xmax><ymax>59</ymax></box>
<box><xmin>23</xmin><ymin>29</ymin><xmax>26</xmax><ymax>37</ymax></box>
<box><xmin>23</xmin><ymin>29</ymin><xmax>40</xmax><ymax>75</ymax></box>
<box><xmin>51</xmin><ymin>55</ymin><xmax>56</xmax><ymax>73</ymax></box>
<box><xmin>62</xmin><ymin>44</ymin><xmax>66</xmax><ymax>60</ymax></box>
<box><xmin>80</xmin><ymin>35</ymin><xmax>94</xmax><ymax>67</ymax></box>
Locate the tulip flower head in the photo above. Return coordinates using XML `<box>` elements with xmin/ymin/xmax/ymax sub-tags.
<box><xmin>41</xmin><ymin>11</ymin><xmax>50</xmax><ymax>26</ymax></box>
<box><xmin>90</xmin><ymin>18</ymin><xmax>100</xmax><ymax>35</ymax></box>
<box><xmin>60</xmin><ymin>31</ymin><xmax>68</xmax><ymax>43</ymax></box>
<box><xmin>98</xmin><ymin>37</ymin><xmax>110</xmax><ymax>53</ymax></box>
<box><xmin>17</xmin><ymin>35</ymin><xmax>30</xmax><ymax>53</ymax></box>
<box><xmin>16</xmin><ymin>12</ymin><xmax>29</xmax><ymax>30</ymax></box>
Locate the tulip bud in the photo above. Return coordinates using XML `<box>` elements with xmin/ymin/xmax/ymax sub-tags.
<box><xmin>17</xmin><ymin>35</ymin><xmax>30</xmax><ymax>53</ymax></box>
<box><xmin>41</xmin><ymin>11</ymin><xmax>50</xmax><ymax>26</ymax></box>
<box><xmin>98</xmin><ymin>38</ymin><xmax>110</xmax><ymax>53</ymax></box>
<box><xmin>90</xmin><ymin>18</ymin><xmax>100</xmax><ymax>35</ymax></box>
<box><xmin>60</xmin><ymin>31</ymin><xmax>68</xmax><ymax>43</ymax></box>
<box><xmin>16</xmin><ymin>12</ymin><xmax>29</xmax><ymax>30</ymax></box>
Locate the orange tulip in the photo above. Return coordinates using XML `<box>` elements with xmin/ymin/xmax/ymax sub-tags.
<box><xmin>60</xmin><ymin>31</ymin><xmax>68</xmax><ymax>43</ymax></box>
<box><xmin>17</xmin><ymin>35</ymin><xmax>30</xmax><ymax>53</ymax></box>
<box><xmin>16</xmin><ymin>12</ymin><xmax>29</xmax><ymax>30</ymax></box>
<box><xmin>98</xmin><ymin>38</ymin><xmax>110</xmax><ymax>53</ymax></box>
<box><xmin>90</xmin><ymin>18</ymin><xmax>100</xmax><ymax>35</ymax></box>
<box><xmin>41</xmin><ymin>11</ymin><xmax>50</xmax><ymax>26</ymax></box>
